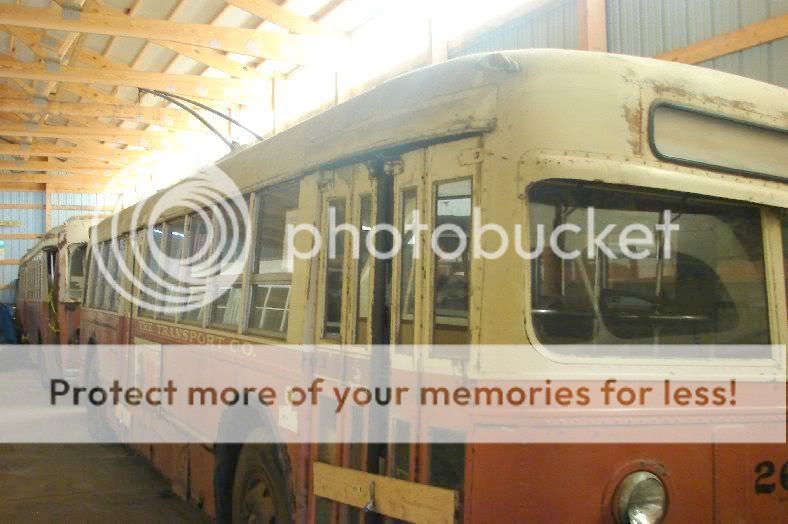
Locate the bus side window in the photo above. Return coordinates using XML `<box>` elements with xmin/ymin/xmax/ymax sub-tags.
<box><xmin>355</xmin><ymin>195</ymin><xmax>372</xmax><ymax>344</ymax></box>
<box><xmin>432</xmin><ymin>179</ymin><xmax>472</xmax><ymax>344</ymax></box>
<box><xmin>68</xmin><ymin>244</ymin><xmax>87</xmax><ymax>300</ymax></box>
<box><xmin>93</xmin><ymin>242</ymin><xmax>109</xmax><ymax>309</ymax></box>
<box><xmin>428</xmin><ymin>429</ymin><xmax>466</xmax><ymax>492</ymax></box>
<box><xmin>249</xmin><ymin>182</ymin><xmax>300</xmax><ymax>338</ymax></box>
<box><xmin>37</xmin><ymin>254</ymin><xmax>43</xmax><ymax>301</ymax></box>
<box><xmin>90</xmin><ymin>246</ymin><xmax>103</xmax><ymax>309</ymax></box>
<box><xmin>45</xmin><ymin>248</ymin><xmax>56</xmax><ymax>298</ymax></box>
<box><xmin>528</xmin><ymin>180</ymin><xmax>769</xmax><ymax>349</ymax></box>
<box><xmin>181</xmin><ymin>212</ymin><xmax>213</xmax><ymax>325</ymax></box>
<box><xmin>398</xmin><ymin>191</ymin><xmax>418</xmax><ymax>345</ymax></box>
<box><xmin>138</xmin><ymin>226</ymin><xmax>164</xmax><ymax>318</ymax></box>
<box><xmin>106</xmin><ymin>237</ymin><xmax>127</xmax><ymax>312</ymax></box>
<box><xmin>209</xmin><ymin>197</ymin><xmax>249</xmax><ymax>330</ymax></box>
<box><xmin>323</xmin><ymin>199</ymin><xmax>346</xmax><ymax>339</ymax></box>
<box><xmin>83</xmin><ymin>248</ymin><xmax>94</xmax><ymax>306</ymax></box>
<box><xmin>158</xmin><ymin>219</ymin><xmax>186</xmax><ymax>320</ymax></box>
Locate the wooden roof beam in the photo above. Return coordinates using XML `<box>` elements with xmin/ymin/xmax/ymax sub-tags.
<box><xmin>658</xmin><ymin>14</ymin><xmax>788</xmax><ymax>64</ymax></box>
<box><xmin>0</xmin><ymin>5</ymin><xmax>349</xmax><ymax>69</ymax></box>
<box><xmin>224</xmin><ymin>0</ymin><xmax>326</xmax><ymax>34</ymax></box>
<box><xmin>0</xmin><ymin>181</ymin><xmax>108</xmax><ymax>192</ymax></box>
<box><xmin>0</xmin><ymin>143</ymin><xmax>146</xmax><ymax>163</ymax></box>
<box><xmin>0</xmin><ymin>160</ymin><xmax>122</xmax><ymax>173</ymax></box>
<box><xmin>72</xmin><ymin>1</ymin><xmax>268</xmax><ymax>80</ymax></box>
<box><xmin>0</xmin><ymin>172</ymin><xmax>111</xmax><ymax>185</ymax></box>
<box><xmin>0</xmin><ymin>121</ymin><xmax>174</xmax><ymax>148</ymax></box>
<box><xmin>0</xmin><ymin>99</ymin><xmax>196</xmax><ymax>130</ymax></box>
<box><xmin>1</xmin><ymin>27</ymin><xmax>139</xmax><ymax>106</ymax></box>
<box><xmin>0</xmin><ymin>56</ymin><xmax>268</xmax><ymax>103</ymax></box>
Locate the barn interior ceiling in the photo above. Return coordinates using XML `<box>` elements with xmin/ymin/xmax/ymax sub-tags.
<box><xmin>0</xmin><ymin>0</ymin><xmax>365</xmax><ymax>197</ymax></box>
<box><xmin>0</xmin><ymin>0</ymin><xmax>784</xmax><ymax>202</ymax></box>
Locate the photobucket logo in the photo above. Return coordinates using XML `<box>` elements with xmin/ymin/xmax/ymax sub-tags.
<box><xmin>287</xmin><ymin>207</ymin><xmax>679</xmax><ymax>261</ymax></box>
<box><xmin>92</xmin><ymin>165</ymin><xmax>250</xmax><ymax>315</ymax></box>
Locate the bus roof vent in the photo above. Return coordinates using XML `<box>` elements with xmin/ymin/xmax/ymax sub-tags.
<box><xmin>478</xmin><ymin>52</ymin><xmax>520</xmax><ymax>74</ymax></box>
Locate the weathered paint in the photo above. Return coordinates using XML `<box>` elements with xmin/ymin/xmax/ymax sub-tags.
<box><xmin>79</xmin><ymin>51</ymin><xmax>788</xmax><ymax>523</ymax></box>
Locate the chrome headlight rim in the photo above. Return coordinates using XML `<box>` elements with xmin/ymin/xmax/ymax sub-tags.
<box><xmin>613</xmin><ymin>470</ymin><xmax>668</xmax><ymax>524</ymax></box>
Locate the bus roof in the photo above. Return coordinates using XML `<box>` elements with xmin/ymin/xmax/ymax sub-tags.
<box><xmin>20</xmin><ymin>215</ymin><xmax>104</xmax><ymax>265</ymax></box>
<box><xmin>95</xmin><ymin>49</ymin><xmax>788</xmax><ymax>241</ymax></box>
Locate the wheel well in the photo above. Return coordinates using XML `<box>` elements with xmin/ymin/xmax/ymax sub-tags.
<box><xmin>213</xmin><ymin>406</ymin><xmax>292</xmax><ymax>524</ymax></box>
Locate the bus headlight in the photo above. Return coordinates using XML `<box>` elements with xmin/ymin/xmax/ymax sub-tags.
<box><xmin>614</xmin><ymin>471</ymin><xmax>667</xmax><ymax>524</ymax></box>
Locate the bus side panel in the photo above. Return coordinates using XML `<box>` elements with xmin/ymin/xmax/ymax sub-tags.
<box><xmin>58</xmin><ymin>303</ymin><xmax>81</xmax><ymax>345</ymax></box>
<box><xmin>189</xmin><ymin>444</ymin><xmax>216</xmax><ymax>519</ymax></box>
<box><xmin>151</xmin><ymin>444</ymin><xmax>190</xmax><ymax>500</ymax></box>
<box><xmin>715</xmin><ymin>413</ymin><xmax>788</xmax><ymax>522</ymax></box>
<box><xmin>465</xmin><ymin>443</ymin><xmax>714</xmax><ymax>523</ymax></box>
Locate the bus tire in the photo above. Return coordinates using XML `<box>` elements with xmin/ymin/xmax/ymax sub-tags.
<box><xmin>231</xmin><ymin>432</ymin><xmax>293</xmax><ymax>524</ymax></box>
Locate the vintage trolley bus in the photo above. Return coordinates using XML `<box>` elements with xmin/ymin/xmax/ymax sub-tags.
<box><xmin>18</xmin><ymin>215</ymin><xmax>100</xmax><ymax>345</ymax></box>
<box><xmin>18</xmin><ymin>216</ymin><xmax>101</xmax><ymax>377</ymax></box>
<box><xmin>80</xmin><ymin>49</ymin><xmax>787</xmax><ymax>523</ymax></box>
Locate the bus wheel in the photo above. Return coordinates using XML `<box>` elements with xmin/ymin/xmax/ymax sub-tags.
<box><xmin>231</xmin><ymin>438</ymin><xmax>292</xmax><ymax>523</ymax></box>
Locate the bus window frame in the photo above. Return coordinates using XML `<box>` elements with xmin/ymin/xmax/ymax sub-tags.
<box><xmin>136</xmin><ymin>224</ymin><xmax>165</xmax><ymax>319</ymax></box>
<box><xmin>423</xmin><ymin>137</ymin><xmax>483</xmax><ymax>352</ymax></box>
<box><xmin>389</xmin><ymin>148</ymin><xmax>429</xmax><ymax>351</ymax></box>
<box><xmin>206</xmin><ymin>194</ymin><xmax>252</xmax><ymax>332</ymax></box>
<box><xmin>156</xmin><ymin>218</ymin><xmax>187</xmax><ymax>321</ymax></box>
<box><xmin>520</xmin><ymin>168</ymin><xmax>785</xmax><ymax>367</ymax></box>
<box><xmin>245</xmin><ymin>183</ymin><xmax>302</xmax><ymax>341</ymax></box>
<box><xmin>315</xmin><ymin>167</ymin><xmax>354</xmax><ymax>344</ymax></box>
<box><xmin>83</xmin><ymin>244</ymin><xmax>94</xmax><ymax>308</ymax></box>
<box><xmin>178</xmin><ymin>211</ymin><xmax>214</xmax><ymax>327</ymax></box>
<box><xmin>67</xmin><ymin>243</ymin><xmax>88</xmax><ymax>300</ymax></box>
<box><xmin>648</xmin><ymin>100</ymin><xmax>788</xmax><ymax>183</ymax></box>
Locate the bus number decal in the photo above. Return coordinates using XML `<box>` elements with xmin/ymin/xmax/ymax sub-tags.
<box><xmin>754</xmin><ymin>461</ymin><xmax>788</xmax><ymax>494</ymax></box>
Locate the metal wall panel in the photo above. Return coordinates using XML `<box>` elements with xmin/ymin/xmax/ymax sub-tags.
<box><xmin>450</xmin><ymin>0</ymin><xmax>579</xmax><ymax>58</ymax></box>
<box><xmin>0</xmin><ymin>191</ymin><xmax>46</xmax><ymax>304</ymax></box>
<box><xmin>450</xmin><ymin>0</ymin><xmax>786</xmax><ymax>87</ymax></box>
<box><xmin>50</xmin><ymin>208</ymin><xmax>110</xmax><ymax>228</ymax></box>
<box><xmin>50</xmin><ymin>192</ymin><xmax>119</xmax><ymax>207</ymax></box>
<box><xmin>607</xmin><ymin>0</ymin><xmax>788</xmax><ymax>87</ymax></box>
<box><xmin>0</xmin><ymin>191</ymin><xmax>45</xmax><ymax>205</ymax></box>
<box><xmin>0</xmin><ymin>208</ymin><xmax>45</xmax><ymax>234</ymax></box>
<box><xmin>0</xmin><ymin>191</ymin><xmax>117</xmax><ymax>304</ymax></box>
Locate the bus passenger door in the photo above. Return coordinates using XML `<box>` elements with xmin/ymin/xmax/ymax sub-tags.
<box><xmin>312</xmin><ymin>161</ymin><xmax>376</xmax><ymax>523</ymax></box>
<box><xmin>311</xmin><ymin>153</ymin><xmax>419</xmax><ymax>522</ymax></box>
<box><xmin>311</xmin><ymin>142</ymin><xmax>471</xmax><ymax>523</ymax></box>
<box><xmin>416</xmin><ymin>137</ymin><xmax>483</xmax><ymax>520</ymax></box>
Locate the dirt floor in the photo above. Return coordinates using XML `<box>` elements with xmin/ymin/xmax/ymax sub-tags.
<box><xmin>0</xmin><ymin>350</ymin><xmax>208</xmax><ymax>523</ymax></box>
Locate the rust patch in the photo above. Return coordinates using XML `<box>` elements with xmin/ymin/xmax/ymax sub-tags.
<box><xmin>651</xmin><ymin>82</ymin><xmax>757</xmax><ymax>115</ymax></box>
<box><xmin>651</xmin><ymin>83</ymin><xmax>691</xmax><ymax>99</ymax></box>
<box><xmin>623</xmin><ymin>101</ymin><xmax>643</xmax><ymax>156</ymax></box>
<box><xmin>700</xmin><ymin>94</ymin><xmax>755</xmax><ymax>113</ymax></box>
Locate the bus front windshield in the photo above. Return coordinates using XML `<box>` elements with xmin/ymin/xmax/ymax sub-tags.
<box><xmin>528</xmin><ymin>180</ymin><xmax>770</xmax><ymax>351</ymax></box>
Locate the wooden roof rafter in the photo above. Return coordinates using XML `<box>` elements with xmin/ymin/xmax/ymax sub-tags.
<box><xmin>0</xmin><ymin>99</ymin><xmax>195</xmax><ymax>131</ymax></box>
<box><xmin>0</xmin><ymin>0</ymin><xmax>351</xmax><ymax>189</ymax></box>
<box><xmin>0</xmin><ymin>143</ymin><xmax>147</xmax><ymax>163</ymax></box>
<box><xmin>0</xmin><ymin>55</ymin><xmax>269</xmax><ymax>103</ymax></box>
<box><xmin>0</xmin><ymin>121</ymin><xmax>178</xmax><ymax>149</ymax></box>
<box><xmin>0</xmin><ymin>159</ymin><xmax>120</xmax><ymax>175</ymax></box>
<box><xmin>0</xmin><ymin>4</ymin><xmax>350</xmax><ymax>68</ymax></box>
